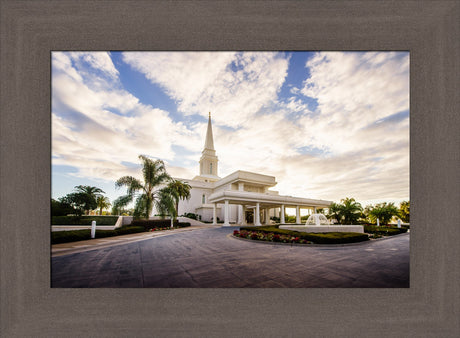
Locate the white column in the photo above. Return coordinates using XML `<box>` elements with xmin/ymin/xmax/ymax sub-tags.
<box><xmin>223</xmin><ymin>200</ymin><xmax>230</xmax><ymax>226</ymax></box>
<box><xmin>280</xmin><ymin>205</ymin><xmax>285</xmax><ymax>224</ymax></box>
<box><xmin>264</xmin><ymin>208</ymin><xmax>270</xmax><ymax>225</ymax></box>
<box><xmin>255</xmin><ymin>202</ymin><xmax>261</xmax><ymax>226</ymax></box>
<box><xmin>237</xmin><ymin>205</ymin><xmax>243</xmax><ymax>224</ymax></box>
<box><xmin>212</xmin><ymin>203</ymin><xmax>217</xmax><ymax>225</ymax></box>
<box><xmin>313</xmin><ymin>207</ymin><xmax>317</xmax><ymax>213</ymax></box>
<box><xmin>296</xmin><ymin>206</ymin><xmax>301</xmax><ymax>224</ymax></box>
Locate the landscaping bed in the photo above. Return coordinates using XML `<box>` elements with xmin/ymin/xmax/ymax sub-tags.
<box><xmin>51</xmin><ymin>226</ymin><xmax>146</xmax><ymax>244</ymax></box>
<box><xmin>51</xmin><ymin>221</ymin><xmax>191</xmax><ymax>244</ymax></box>
<box><xmin>363</xmin><ymin>225</ymin><xmax>408</xmax><ymax>238</ymax></box>
<box><xmin>235</xmin><ymin>226</ymin><xmax>369</xmax><ymax>244</ymax></box>
<box><xmin>130</xmin><ymin>219</ymin><xmax>191</xmax><ymax>231</ymax></box>
<box><xmin>52</xmin><ymin>215</ymin><xmax>119</xmax><ymax>225</ymax></box>
<box><xmin>235</xmin><ymin>224</ymin><xmax>408</xmax><ymax>244</ymax></box>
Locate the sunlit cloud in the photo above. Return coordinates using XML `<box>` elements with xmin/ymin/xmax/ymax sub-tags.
<box><xmin>52</xmin><ymin>51</ymin><xmax>409</xmax><ymax>206</ymax></box>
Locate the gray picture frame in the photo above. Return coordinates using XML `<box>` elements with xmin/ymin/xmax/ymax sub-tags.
<box><xmin>1</xmin><ymin>0</ymin><xmax>459</xmax><ymax>336</ymax></box>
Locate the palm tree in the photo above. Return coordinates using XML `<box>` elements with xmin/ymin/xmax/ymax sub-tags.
<box><xmin>337</xmin><ymin>197</ymin><xmax>363</xmax><ymax>225</ymax></box>
<box><xmin>398</xmin><ymin>201</ymin><xmax>410</xmax><ymax>223</ymax></box>
<box><xmin>328</xmin><ymin>202</ymin><xmax>342</xmax><ymax>224</ymax></box>
<box><xmin>112</xmin><ymin>195</ymin><xmax>132</xmax><ymax>215</ymax></box>
<box><xmin>156</xmin><ymin>187</ymin><xmax>178</xmax><ymax>227</ymax></box>
<box><xmin>96</xmin><ymin>196</ymin><xmax>111</xmax><ymax>215</ymax></box>
<box><xmin>367</xmin><ymin>202</ymin><xmax>399</xmax><ymax>225</ymax></box>
<box><xmin>166</xmin><ymin>179</ymin><xmax>192</xmax><ymax>220</ymax></box>
<box><xmin>115</xmin><ymin>155</ymin><xmax>172</xmax><ymax>219</ymax></box>
<box><xmin>73</xmin><ymin>185</ymin><xmax>105</xmax><ymax>215</ymax></box>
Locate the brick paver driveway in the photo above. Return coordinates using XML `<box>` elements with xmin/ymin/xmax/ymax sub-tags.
<box><xmin>52</xmin><ymin>227</ymin><xmax>409</xmax><ymax>288</ymax></box>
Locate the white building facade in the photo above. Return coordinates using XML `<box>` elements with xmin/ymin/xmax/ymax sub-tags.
<box><xmin>176</xmin><ymin>113</ymin><xmax>333</xmax><ymax>226</ymax></box>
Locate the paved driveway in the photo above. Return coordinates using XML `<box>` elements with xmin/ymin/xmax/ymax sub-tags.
<box><xmin>51</xmin><ymin>227</ymin><xmax>409</xmax><ymax>288</ymax></box>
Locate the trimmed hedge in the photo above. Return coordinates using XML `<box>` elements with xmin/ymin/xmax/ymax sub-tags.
<box><xmin>52</xmin><ymin>216</ymin><xmax>119</xmax><ymax>225</ymax></box>
<box><xmin>130</xmin><ymin>219</ymin><xmax>191</xmax><ymax>231</ymax></box>
<box><xmin>51</xmin><ymin>226</ymin><xmax>146</xmax><ymax>244</ymax></box>
<box><xmin>239</xmin><ymin>226</ymin><xmax>369</xmax><ymax>244</ymax></box>
<box><xmin>363</xmin><ymin>225</ymin><xmax>408</xmax><ymax>236</ymax></box>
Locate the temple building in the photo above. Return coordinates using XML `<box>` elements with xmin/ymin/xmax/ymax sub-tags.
<box><xmin>176</xmin><ymin>113</ymin><xmax>332</xmax><ymax>226</ymax></box>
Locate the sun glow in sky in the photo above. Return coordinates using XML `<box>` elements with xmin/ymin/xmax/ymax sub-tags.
<box><xmin>52</xmin><ymin>51</ymin><xmax>409</xmax><ymax>207</ymax></box>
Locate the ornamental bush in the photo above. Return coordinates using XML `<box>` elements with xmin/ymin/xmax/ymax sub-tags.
<box><xmin>52</xmin><ymin>215</ymin><xmax>119</xmax><ymax>225</ymax></box>
<box><xmin>363</xmin><ymin>225</ymin><xmax>407</xmax><ymax>236</ymax></box>
<box><xmin>130</xmin><ymin>219</ymin><xmax>191</xmax><ymax>231</ymax></box>
<box><xmin>235</xmin><ymin>227</ymin><xmax>369</xmax><ymax>244</ymax></box>
<box><xmin>51</xmin><ymin>226</ymin><xmax>146</xmax><ymax>244</ymax></box>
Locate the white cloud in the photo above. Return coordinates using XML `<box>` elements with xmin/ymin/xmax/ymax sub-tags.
<box><xmin>52</xmin><ymin>51</ymin><xmax>409</xmax><ymax>205</ymax></box>
<box><xmin>209</xmin><ymin>52</ymin><xmax>409</xmax><ymax>203</ymax></box>
<box><xmin>122</xmin><ymin>51</ymin><xmax>289</xmax><ymax>127</ymax></box>
<box><xmin>52</xmin><ymin>52</ymin><xmax>191</xmax><ymax>184</ymax></box>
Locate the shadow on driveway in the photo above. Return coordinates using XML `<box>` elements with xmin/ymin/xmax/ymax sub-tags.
<box><xmin>52</xmin><ymin>227</ymin><xmax>410</xmax><ymax>288</ymax></box>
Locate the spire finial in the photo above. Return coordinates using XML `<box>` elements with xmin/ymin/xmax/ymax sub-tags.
<box><xmin>209</xmin><ymin>111</ymin><xmax>211</xmax><ymax>118</ymax></box>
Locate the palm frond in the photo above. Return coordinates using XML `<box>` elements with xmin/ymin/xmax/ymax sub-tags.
<box><xmin>115</xmin><ymin>176</ymin><xmax>143</xmax><ymax>195</ymax></box>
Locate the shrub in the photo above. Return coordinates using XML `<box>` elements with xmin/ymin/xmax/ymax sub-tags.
<box><xmin>130</xmin><ymin>219</ymin><xmax>191</xmax><ymax>231</ymax></box>
<box><xmin>238</xmin><ymin>226</ymin><xmax>369</xmax><ymax>244</ymax></box>
<box><xmin>51</xmin><ymin>226</ymin><xmax>145</xmax><ymax>244</ymax></box>
<box><xmin>52</xmin><ymin>216</ymin><xmax>119</xmax><ymax>225</ymax></box>
<box><xmin>182</xmin><ymin>213</ymin><xmax>200</xmax><ymax>220</ymax></box>
<box><xmin>364</xmin><ymin>225</ymin><xmax>407</xmax><ymax>236</ymax></box>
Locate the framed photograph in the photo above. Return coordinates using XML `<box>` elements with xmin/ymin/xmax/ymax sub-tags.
<box><xmin>50</xmin><ymin>50</ymin><xmax>410</xmax><ymax>289</ymax></box>
<box><xmin>1</xmin><ymin>0</ymin><xmax>459</xmax><ymax>336</ymax></box>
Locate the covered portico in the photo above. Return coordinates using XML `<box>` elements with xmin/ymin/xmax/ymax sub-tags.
<box><xmin>208</xmin><ymin>190</ymin><xmax>332</xmax><ymax>226</ymax></box>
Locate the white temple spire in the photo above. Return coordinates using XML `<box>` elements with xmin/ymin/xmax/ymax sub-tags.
<box><xmin>196</xmin><ymin>112</ymin><xmax>219</xmax><ymax>181</ymax></box>
<box><xmin>204</xmin><ymin>112</ymin><xmax>215</xmax><ymax>151</ymax></box>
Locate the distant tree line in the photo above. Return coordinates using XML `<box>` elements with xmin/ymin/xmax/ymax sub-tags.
<box><xmin>52</xmin><ymin>185</ymin><xmax>109</xmax><ymax>216</ymax></box>
<box><xmin>52</xmin><ymin>155</ymin><xmax>192</xmax><ymax>221</ymax></box>
<box><xmin>328</xmin><ymin>197</ymin><xmax>410</xmax><ymax>225</ymax></box>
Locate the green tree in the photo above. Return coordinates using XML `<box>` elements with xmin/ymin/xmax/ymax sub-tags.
<box><xmin>51</xmin><ymin>198</ymin><xmax>74</xmax><ymax>216</ymax></box>
<box><xmin>328</xmin><ymin>202</ymin><xmax>342</xmax><ymax>223</ymax></box>
<box><xmin>398</xmin><ymin>201</ymin><xmax>410</xmax><ymax>223</ymax></box>
<box><xmin>340</xmin><ymin>197</ymin><xmax>363</xmax><ymax>225</ymax></box>
<box><xmin>329</xmin><ymin>198</ymin><xmax>363</xmax><ymax>224</ymax></box>
<box><xmin>60</xmin><ymin>192</ymin><xmax>93</xmax><ymax>216</ymax></box>
<box><xmin>112</xmin><ymin>195</ymin><xmax>133</xmax><ymax>215</ymax></box>
<box><xmin>96</xmin><ymin>196</ymin><xmax>111</xmax><ymax>215</ymax></box>
<box><xmin>115</xmin><ymin>155</ymin><xmax>172</xmax><ymax>219</ymax></box>
<box><xmin>366</xmin><ymin>202</ymin><xmax>399</xmax><ymax>225</ymax></box>
<box><xmin>166</xmin><ymin>179</ymin><xmax>192</xmax><ymax>220</ymax></box>
<box><xmin>73</xmin><ymin>185</ymin><xmax>105</xmax><ymax>215</ymax></box>
<box><xmin>157</xmin><ymin>187</ymin><xmax>178</xmax><ymax>226</ymax></box>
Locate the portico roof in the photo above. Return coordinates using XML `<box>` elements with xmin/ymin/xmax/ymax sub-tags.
<box><xmin>208</xmin><ymin>189</ymin><xmax>332</xmax><ymax>208</ymax></box>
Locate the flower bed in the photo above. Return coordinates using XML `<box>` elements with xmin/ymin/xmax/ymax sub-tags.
<box><xmin>234</xmin><ymin>229</ymin><xmax>314</xmax><ymax>244</ymax></box>
<box><xmin>233</xmin><ymin>229</ymin><xmax>369</xmax><ymax>245</ymax></box>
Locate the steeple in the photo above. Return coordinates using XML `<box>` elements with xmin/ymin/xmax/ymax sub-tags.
<box><xmin>203</xmin><ymin>112</ymin><xmax>215</xmax><ymax>152</ymax></box>
<box><xmin>196</xmin><ymin>112</ymin><xmax>219</xmax><ymax>181</ymax></box>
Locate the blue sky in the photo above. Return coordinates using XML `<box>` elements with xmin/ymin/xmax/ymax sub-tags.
<box><xmin>52</xmin><ymin>51</ymin><xmax>409</xmax><ymax>209</ymax></box>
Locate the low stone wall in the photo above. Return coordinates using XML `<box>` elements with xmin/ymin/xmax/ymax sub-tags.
<box><xmin>279</xmin><ymin>225</ymin><xmax>364</xmax><ymax>233</ymax></box>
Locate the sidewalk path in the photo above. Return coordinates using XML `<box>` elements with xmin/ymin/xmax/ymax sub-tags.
<box><xmin>52</xmin><ymin>223</ymin><xmax>219</xmax><ymax>257</ymax></box>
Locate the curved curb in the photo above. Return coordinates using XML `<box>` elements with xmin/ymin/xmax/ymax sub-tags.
<box><xmin>227</xmin><ymin>231</ymin><xmax>409</xmax><ymax>248</ymax></box>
